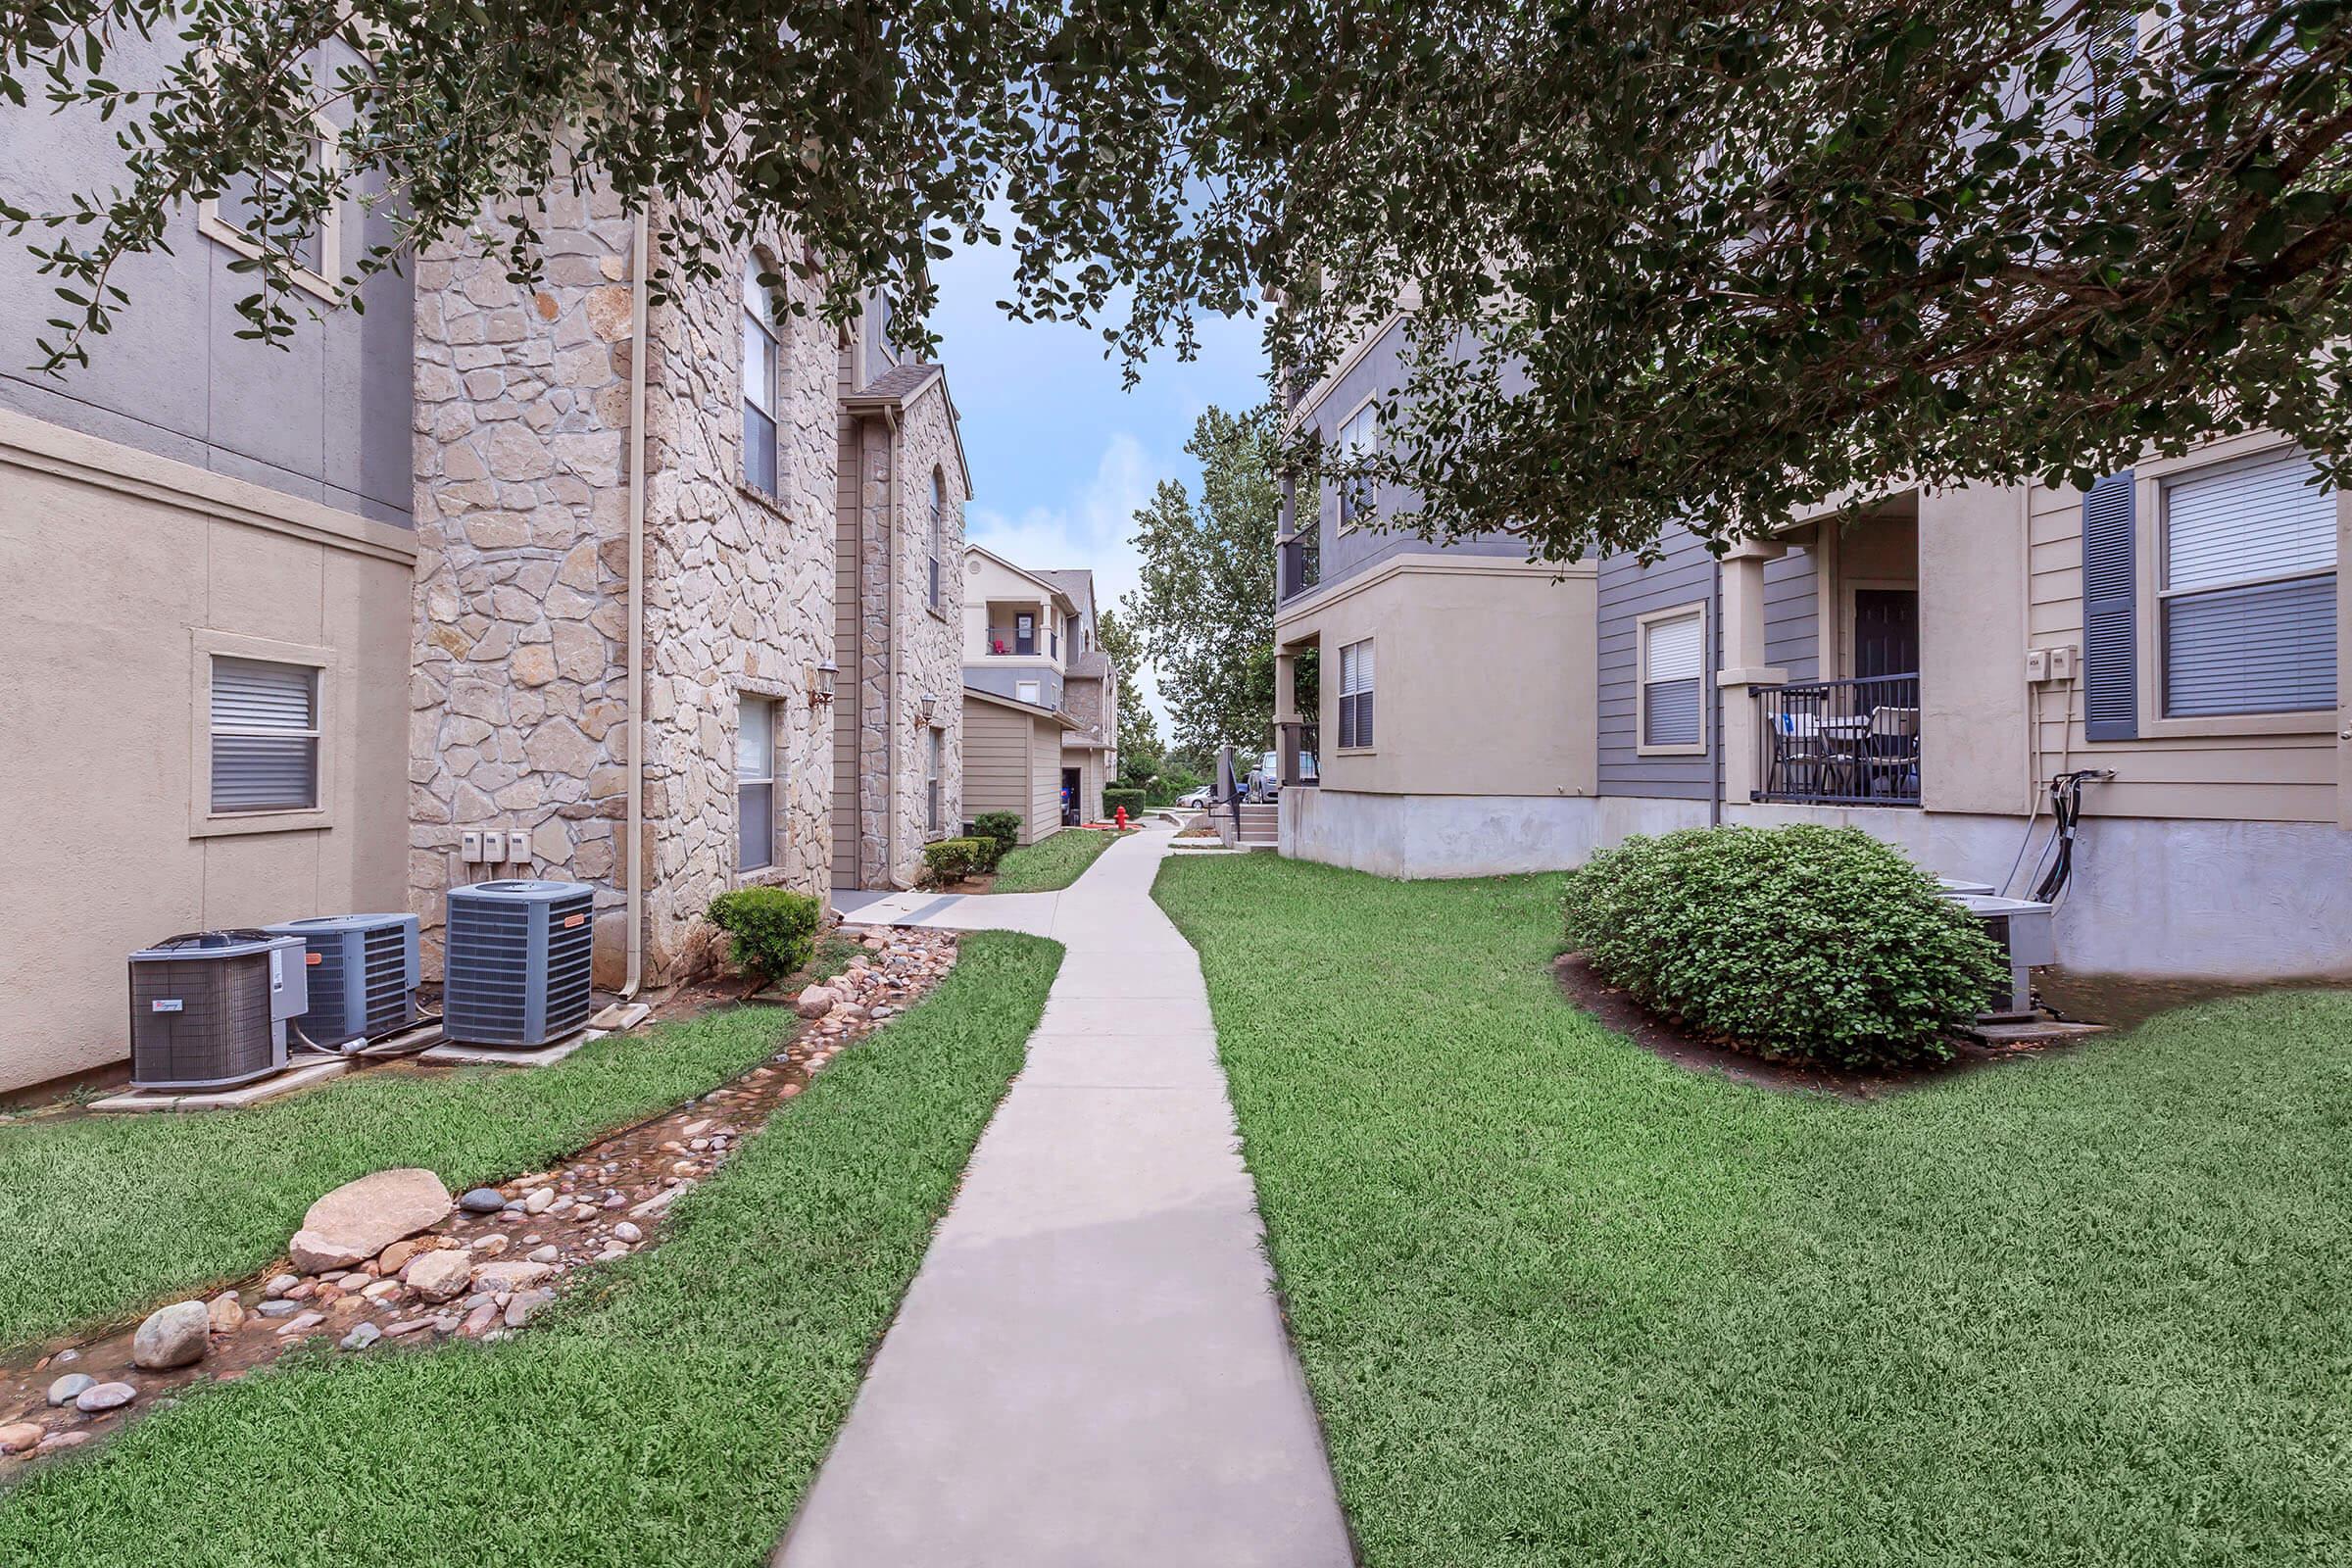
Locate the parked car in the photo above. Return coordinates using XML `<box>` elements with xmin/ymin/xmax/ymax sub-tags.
<box><xmin>1178</xmin><ymin>786</ymin><xmax>1213</xmax><ymax>808</ymax></box>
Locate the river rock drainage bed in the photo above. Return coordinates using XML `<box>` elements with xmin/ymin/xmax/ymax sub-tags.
<box><xmin>0</xmin><ymin>927</ymin><xmax>958</xmax><ymax>1470</ymax></box>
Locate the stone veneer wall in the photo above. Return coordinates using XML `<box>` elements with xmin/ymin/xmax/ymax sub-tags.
<box><xmin>837</xmin><ymin>374</ymin><xmax>969</xmax><ymax>887</ymax></box>
<box><xmin>890</xmin><ymin>383</ymin><xmax>968</xmax><ymax>876</ymax></box>
<box><xmin>412</xmin><ymin>192</ymin><xmax>834</xmax><ymax>984</ymax></box>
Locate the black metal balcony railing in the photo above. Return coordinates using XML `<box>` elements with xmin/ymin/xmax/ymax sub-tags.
<box><xmin>1753</xmin><ymin>673</ymin><xmax>1922</xmax><ymax>807</ymax></box>
<box><xmin>1280</xmin><ymin>535</ymin><xmax>1321</xmax><ymax>601</ymax></box>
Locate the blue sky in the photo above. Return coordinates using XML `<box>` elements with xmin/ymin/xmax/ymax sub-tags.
<box><xmin>929</xmin><ymin>234</ymin><xmax>1268</xmax><ymax>733</ymax></box>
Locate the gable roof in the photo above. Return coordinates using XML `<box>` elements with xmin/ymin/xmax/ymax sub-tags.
<box><xmin>843</xmin><ymin>363</ymin><xmax>974</xmax><ymax>502</ymax></box>
<box><xmin>962</xmin><ymin>543</ymin><xmax>1076</xmax><ymax>608</ymax></box>
<box><xmin>1033</xmin><ymin>568</ymin><xmax>1096</xmax><ymax>622</ymax></box>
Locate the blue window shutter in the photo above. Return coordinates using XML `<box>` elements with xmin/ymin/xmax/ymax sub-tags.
<box><xmin>2082</xmin><ymin>469</ymin><xmax>2137</xmax><ymax>741</ymax></box>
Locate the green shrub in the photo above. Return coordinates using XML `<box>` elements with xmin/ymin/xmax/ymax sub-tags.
<box><xmin>1102</xmin><ymin>786</ymin><xmax>1147</xmax><ymax>821</ymax></box>
<box><xmin>1561</xmin><ymin>825</ymin><xmax>2007</xmax><ymax>1070</ymax></box>
<box><xmin>705</xmin><ymin>886</ymin><xmax>823</xmax><ymax>983</ymax></box>
<box><xmin>921</xmin><ymin>837</ymin><xmax>990</xmax><ymax>886</ymax></box>
<box><xmin>972</xmin><ymin>811</ymin><xmax>1022</xmax><ymax>868</ymax></box>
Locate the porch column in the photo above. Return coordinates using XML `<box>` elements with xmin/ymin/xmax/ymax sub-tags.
<box><xmin>1716</xmin><ymin>538</ymin><xmax>1788</xmax><ymax>806</ymax></box>
<box><xmin>1273</xmin><ymin>648</ymin><xmax>1298</xmax><ymax>725</ymax></box>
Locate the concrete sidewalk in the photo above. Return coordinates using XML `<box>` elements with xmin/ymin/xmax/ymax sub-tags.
<box><xmin>778</xmin><ymin>823</ymin><xmax>1353</xmax><ymax>1567</ymax></box>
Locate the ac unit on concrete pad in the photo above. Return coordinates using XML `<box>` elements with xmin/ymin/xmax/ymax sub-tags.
<box><xmin>442</xmin><ymin>880</ymin><xmax>595</xmax><ymax>1048</ymax></box>
<box><xmin>1948</xmin><ymin>894</ymin><xmax>2058</xmax><ymax>1017</ymax></box>
<box><xmin>266</xmin><ymin>913</ymin><xmax>421</xmax><ymax>1047</ymax></box>
<box><xmin>127</xmin><ymin>931</ymin><xmax>308</xmax><ymax>1090</ymax></box>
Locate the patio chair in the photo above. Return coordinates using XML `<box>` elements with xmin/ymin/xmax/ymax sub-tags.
<box><xmin>1863</xmin><ymin>706</ymin><xmax>1921</xmax><ymax>799</ymax></box>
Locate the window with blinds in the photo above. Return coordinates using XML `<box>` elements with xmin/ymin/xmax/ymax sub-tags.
<box><xmin>2160</xmin><ymin>448</ymin><xmax>2337</xmax><ymax>718</ymax></box>
<box><xmin>743</xmin><ymin>260</ymin><xmax>781</xmax><ymax>497</ymax></box>
<box><xmin>211</xmin><ymin>657</ymin><xmax>319</xmax><ymax>812</ymax></box>
<box><xmin>738</xmin><ymin>696</ymin><xmax>775</xmax><ymax>871</ymax></box>
<box><xmin>1641</xmin><ymin>608</ymin><xmax>1705</xmax><ymax>749</ymax></box>
<box><xmin>1337</xmin><ymin>639</ymin><xmax>1375</xmax><ymax>749</ymax></box>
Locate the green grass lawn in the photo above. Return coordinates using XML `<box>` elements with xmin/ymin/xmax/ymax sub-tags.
<box><xmin>989</xmin><ymin>826</ymin><xmax>1122</xmax><ymax>893</ymax></box>
<box><xmin>0</xmin><ymin>935</ymin><xmax>868</xmax><ymax>1355</ymax></box>
<box><xmin>0</xmin><ymin>931</ymin><xmax>1058</xmax><ymax>1564</ymax></box>
<box><xmin>1155</xmin><ymin>855</ymin><xmax>2352</xmax><ymax>1568</ymax></box>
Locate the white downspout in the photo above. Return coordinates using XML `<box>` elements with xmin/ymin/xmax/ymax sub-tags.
<box><xmin>621</xmin><ymin>208</ymin><xmax>650</xmax><ymax>998</ymax></box>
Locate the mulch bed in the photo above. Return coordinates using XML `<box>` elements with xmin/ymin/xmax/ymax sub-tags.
<box><xmin>1552</xmin><ymin>953</ymin><xmax>2051</xmax><ymax>1101</ymax></box>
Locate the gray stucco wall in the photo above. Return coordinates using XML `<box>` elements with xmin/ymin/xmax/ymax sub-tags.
<box><xmin>1596</xmin><ymin>527</ymin><xmax>1718</xmax><ymax>801</ymax></box>
<box><xmin>1764</xmin><ymin>547</ymin><xmax>1818</xmax><ymax>679</ymax></box>
<box><xmin>0</xmin><ymin>29</ymin><xmax>414</xmax><ymax>527</ymax></box>
<box><xmin>1284</xmin><ymin>318</ymin><xmax>1525</xmax><ymax>599</ymax></box>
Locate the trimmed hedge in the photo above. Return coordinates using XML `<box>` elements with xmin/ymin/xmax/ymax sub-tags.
<box><xmin>1102</xmin><ymin>786</ymin><xmax>1147</xmax><ymax>821</ymax></box>
<box><xmin>922</xmin><ymin>837</ymin><xmax>991</xmax><ymax>885</ymax></box>
<box><xmin>706</xmin><ymin>886</ymin><xmax>823</xmax><ymax>983</ymax></box>
<box><xmin>972</xmin><ymin>811</ymin><xmax>1022</xmax><ymax>868</ymax></box>
<box><xmin>1561</xmin><ymin>825</ymin><xmax>2008</xmax><ymax>1069</ymax></box>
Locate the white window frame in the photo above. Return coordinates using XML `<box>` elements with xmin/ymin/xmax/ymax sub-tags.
<box><xmin>742</xmin><ymin>257</ymin><xmax>782</xmax><ymax>497</ymax></box>
<box><xmin>1336</xmin><ymin>637</ymin><xmax>1376</xmax><ymax>753</ymax></box>
<box><xmin>189</xmin><ymin>630</ymin><xmax>338</xmax><ymax>838</ymax></box>
<box><xmin>2133</xmin><ymin>432</ymin><xmax>2345</xmax><ymax>740</ymax></box>
<box><xmin>1635</xmin><ymin>603</ymin><xmax>1710</xmax><ymax>758</ymax></box>
<box><xmin>196</xmin><ymin>101</ymin><xmax>343</xmax><ymax>302</ymax></box>
<box><xmin>737</xmin><ymin>694</ymin><xmax>778</xmax><ymax>873</ymax></box>
<box><xmin>1014</xmin><ymin>679</ymin><xmax>1044</xmax><ymax>706</ymax></box>
<box><xmin>924</xmin><ymin>725</ymin><xmax>945</xmax><ymax>837</ymax></box>
<box><xmin>1330</xmin><ymin>393</ymin><xmax>1382</xmax><ymax>534</ymax></box>
<box><xmin>927</xmin><ymin>468</ymin><xmax>947</xmax><ymax>612</ymax></box>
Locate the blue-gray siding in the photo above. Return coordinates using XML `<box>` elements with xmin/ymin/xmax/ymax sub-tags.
<box><xmin>1596</xmin><ymin>528</ymin><xmax>1717</xmax><ymax>800</ymax></box>
<box><xmin>964</xmin><ymin>664</ymin><xmax>1064</xmax><ymax>711</ymax></box>
<box><xmin>1283</xmin><ymin>318</ymin><xmax>1524</xmax><ymax>601</ymax></box>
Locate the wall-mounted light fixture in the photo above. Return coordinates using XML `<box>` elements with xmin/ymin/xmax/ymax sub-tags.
<box><xmin>812</xmin><ymin>660</ymin><xmax>839</xmax><ymax>707</ymax></box>
<box><xmin>918</xmin><ymin>692</ymin><xmax>940</xmax><ymax>724</ymax></box>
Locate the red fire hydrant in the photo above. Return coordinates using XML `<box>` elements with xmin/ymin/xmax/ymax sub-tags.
<box><xmin>1114</xmin><ymin>806</ymin><xmax>1128</xmax><ymax>831</ymax></box>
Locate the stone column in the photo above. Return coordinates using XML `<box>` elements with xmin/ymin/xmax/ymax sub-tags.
<box><xmin>1716</xmin><ymin>538</ymin><xmax>1788</xmax><ymax>807</ymax></box>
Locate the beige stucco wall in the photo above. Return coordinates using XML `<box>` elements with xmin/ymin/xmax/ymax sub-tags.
<box><xmin>1275</xmin><ymin>555</ymin><xmax>1598</xmax><ymax>798</ymax></box>
<box><xmin>1919</xmin><ymin>483</ymin><xmax>2033</xmax><ymax>815</ymax></box>
<box><xmin>0</xmin><ymin>412</ymin><xmax>414</xmax><ymax>1092</ymax></box>
<box><xmin>961</xmin><ymin>551</ymin><xmax>1064</xmax><ymax>671</ymax></box>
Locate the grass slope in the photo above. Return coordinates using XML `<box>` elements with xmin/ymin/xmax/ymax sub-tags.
<box><xmin>1155</xmin><ymin>855</ymin><xmax>2352</xmax><ymax>1568</ymax></box>
<box><xmin>0</xmin><ymin>931</ymin><xmax>1059</xmax><ymax>1564</ymax></box>
<box><xmin>0</xmin><ymin>928</ymin><xmax>857</xmax><ymax>1354</ymax></box>
<box><xmin>990</xmin><ymin>827</ymin><xmax>1120</xmax><ymax>893</ymax></box>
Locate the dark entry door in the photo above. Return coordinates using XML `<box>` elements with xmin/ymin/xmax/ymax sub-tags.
<box><xmin>1060</xmin><ymin>767</ymin><xmax>1082</xmax><ymax>825</ymax></box>
<box><xmin>1852</xmin><ymin>589</ymin><xmax>1920</xmax><ymax>677</ymax></box>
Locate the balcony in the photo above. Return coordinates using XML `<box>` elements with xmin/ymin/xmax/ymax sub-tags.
<box><xmin>1280</xmin><ymin>535</ymin><xmax>1321</xmax><ymax>602</ymax></box>
<box><xmin>1752</xmin><ymin>673</ymin><xmax>1922</xmax><ymax>807</ymax></box>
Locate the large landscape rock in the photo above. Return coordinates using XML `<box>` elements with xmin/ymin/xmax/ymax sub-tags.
<box><xmin>130</xmin><ymin>1300</ymin><xmax>212</xmax><ymax>1370</ymax></box>
<box><xmin>404</xmin><ymin>1250</ymin><xmax>474</xmax><ymax>1303</ymax></box>
<box><xmin>287</xmin><ymin>1168</ymin><xmax>454</xmax><ymax>1274</ymax></box>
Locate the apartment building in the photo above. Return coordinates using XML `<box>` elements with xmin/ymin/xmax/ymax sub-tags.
<box><xmin>1277</xmin><ymin>409</ymin><xmax>2352</xmax><ymax>979</ymax></box>
<box><xmin>960</xmin><ymin>546</ymin><xmax>1120</xmax><ymax>841</ymax></box>
<box><xmin>0</xmin><ymin>33</ymin><xmax>970</xmax><ymax>1093</ymax></box>
<box><xmin>1271</xmin><ymin>314</ymin><xmax>1598</xmax><ymax>877</ymax></box>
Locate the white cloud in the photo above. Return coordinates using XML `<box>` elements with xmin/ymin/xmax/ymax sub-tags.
<box><xmin>963</xmin><ymin>432</ymin><xmax>1174</xmax><ymax>735</ymax></box>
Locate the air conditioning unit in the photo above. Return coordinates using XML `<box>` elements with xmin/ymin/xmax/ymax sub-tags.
<box><xmin>127</xmin><ymin>930</ymin><xmax>308</xmax><ymax>1090</ymax></box>
<box><xmin>443</xmin><ymin>880</ymin><xmax>596</xmax><ymax>1047</ymax></box>
<box><xmin>1947</xmin><ymin>893</ymin><xmax>2058</xmax><ymax>1017</ymax></box>
<box><xmin>266</xmin><ymin>913</ymin><xmax>421</xmax><ymax>1047</ymax></box>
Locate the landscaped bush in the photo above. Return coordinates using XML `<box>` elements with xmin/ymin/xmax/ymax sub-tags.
<box><xmin>972</xmin><ymin>811</ymin><xmax>1022</xmax><ymax>868</ymax></box>
<box><xmin>1561</xmin><ymin>824</ymin><xmax>2007</xmax><ymax>1070</ymax></box>
<box><xmin>706</xmin><ymin>886</ymin><xmax>823</xmax><ymax>983</ymax></box>
<box><xmin>922</xmin><ymin>836</ymin><xmax>990</xmax><ymax>886</ymax></box>
<box><xmin>1102</xmin><ymin>786</ymin><xmax>1147</xmax><ymax>821</ymax></box>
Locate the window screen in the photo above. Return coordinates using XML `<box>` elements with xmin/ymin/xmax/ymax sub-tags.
<box><xmin>738</xmin><ymin>696</ymin><xmax>775</xmax><ymax>871</ymax></box>
<box><xmin>2162</xmin><ymin>449</ymin><xmax>2337</xmax><ymax>717</ymax></box>
<box><xmin>211</xmin><ymin>657</ymin><xmax>319</xmax><ymax>812</ymax></box>
<box><xmin>1338</xmin><ymin>639</ymin><xmax>1375</xmax><ymax>750</ymax></box>
<box><xmin>1642</xmin><ymin>610</ymin><xmax>1705</xmax><ymax>748</ymax></box>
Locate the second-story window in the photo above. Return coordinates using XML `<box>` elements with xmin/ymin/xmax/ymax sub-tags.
<box><xmin>1333</xmin><ymin>398</ymin><xmax>1381</xmax><ymax>532</ymax></box>
<box><xmin>928</xmin><ymin>469</ymin><xmax>946</xmax><ymax>609</ymax></box>
<box><xmin>743</xmin><ymin>260</ymin><xmax>781</xmax><ymax>497</ymax></box>
<box><xmin>2160</xmin><ymin>447</ymin><xmax>2337</xmax><ymax>718</ymax></box>
<box><xmin>1639</xmin><ymin>607</ymin><xmax>1707</xmax><ymax>752</ymax></box>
